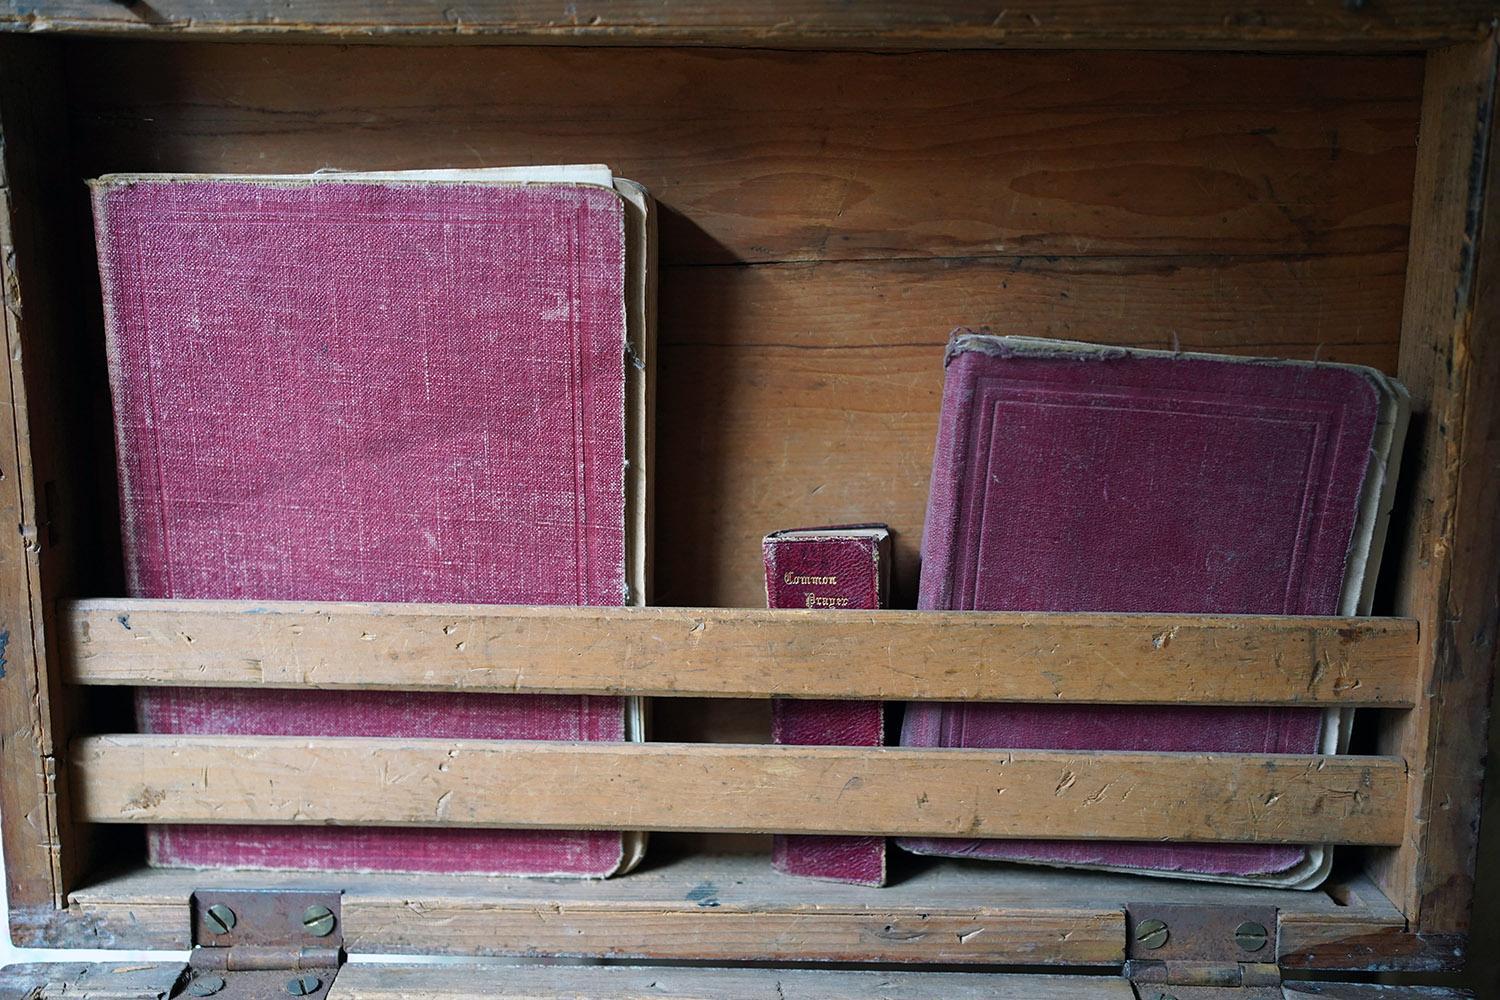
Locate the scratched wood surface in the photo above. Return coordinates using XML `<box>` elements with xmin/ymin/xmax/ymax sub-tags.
<box><xmin>0</xmin><ymin>962</ymin><xmax>186</xmax><ymax>1000</ymax></box>
<box><xmin>327</xmin><ymin>965</ymin><xmax>1135</xmax><ymax>1000</ymax></box>
<box><xmin>69</xmin><ymin>735</ymin><xmax>1406</xmax><ymax>845</ymax></box>
<box><xmin>1372</xmin><ymin>37</ymin><xmax>1500</xmax><ymax>943</ymax></box>
<box><xmin>62</xmin><ymin>599</ymin><xmax>1419</xmax><ymax>707</ymax></box>
<box><xmin>4</xmin><ymin>1</ymin><xmax>1498</xmax><ymax>49</ymax></box>
<box><xmin>61</xmin><ymin>854</ymin><xmax>1389</xmax><ymax>963</ymax></box>
<box><xmin>0</xmin><ymin>960</ymin><xmax>1473</xmax><ymax>1000</ymax></box>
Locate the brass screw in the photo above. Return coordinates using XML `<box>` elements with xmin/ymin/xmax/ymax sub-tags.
<box><xmin>286</xmin><ymin>974</ymin><xmax>322</xmax><ymax>996</ymax></box>
<box><xmin>203</xmin><ymin>904</ymin><xmax>237</xmax><ymax>935</ymax></box>
<box><xmin>187</xmin><ymin>975</ymin><xmax>226</xmax><ymax>998</ymax></box>
<box><xmin>302</xmin><ymin>904</ymin><xmax>336</xmax><ymax>937</ymax></box>
<box><xmin>1235</xmin><ymin>920</ymin><xmax>1269</xmax><ymax>952</ymax></box>
<box><xmin>1134</xmin><ymin>917</ymin><xmax>1170</xmax><ymax>950</ymax></box>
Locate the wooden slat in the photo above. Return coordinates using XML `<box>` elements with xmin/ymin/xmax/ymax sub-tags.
<box><xmin>61</xmin><ymin>43</ymin><xmax>1420</xmax><ymax>264</ymax></box>
<box><xmin>327</xmin><ymin>965</ymin><xmax>1135</xmax><ymax>1000</ymax></box>
<box><xmin>62</xmin><ymin>599</ymin><xmax>1419</xmax><ymax>707</ymax></box>
<box><xmin>70</xmin><ymin>735</ymin><xmax>1407</xmax><ymax>845</ymax></box>
<box><xmin>1373</xmin><ymin>37</ymin><xmax>1500</xmax><ymax>940</ymax></box>
<box><xmin>62</xmin><ymin>854</ymin><xmax>1382</xmax><ymax>962</ymax></box>
<box><xmin>326</xmin><ymin>967</ymin><xmax>1480</xmax><ymax>1000</ymax></box>
<box><xmin>68</xmin><ymin>860</ymin><xmax>1129</xmax><ymax>963</ymax></box>
<box><xmin>6</xmin><ymin>2</ymin><xmax>1499</xmax><ymax>49</ymax></box>
<box><xmin>0</xmin><ymin>962</ymin><xmax>187</xmax><ymax>1000</ymax></box>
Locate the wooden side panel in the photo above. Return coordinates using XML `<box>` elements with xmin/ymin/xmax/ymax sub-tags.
<box><xmin>0</xmin><ymin>36</ymin><xmax>97</xmax><ymax>936</ymax></box>
<box><xmin>0</xmin><ymin>36</ymin><xmax>61</xmax><ymax>927</ymax></box>
<box><xmin>69</xmin><ymin>735</ymin><xmax>1406</xmax><ymax>845</ymax></box>
<box><xmin>62</xmin><ymin>600</ymin><xmax>1420</xmax><ymax>707</ymax></box>
<box><xmin>4</xmin><ymin>1</ymin><xmax>1499</xmax><ymax>49</ymax></box>
<box><xmin>1375</xmin><ymin>38</ymin><xmax>1500</xmax><ymax>941</ymax></box>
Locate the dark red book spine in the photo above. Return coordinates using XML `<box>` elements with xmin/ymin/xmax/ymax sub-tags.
<box><xmin>764</xmin><ymin>527</ymin><xmax>890</xmax><ymax>886</ymax></box>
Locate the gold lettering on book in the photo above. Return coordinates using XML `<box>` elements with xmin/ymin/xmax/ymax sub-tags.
<box><xmin>805</xmin><ymin>593</ymin><xmax>851</xmax><ymax>608</ymax></box>
<box><xmin>784</xmin><ymin>571</ymin><xmax>838</xmax><ymax>585</ymax></box>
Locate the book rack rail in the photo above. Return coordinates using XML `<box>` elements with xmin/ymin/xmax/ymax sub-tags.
<box><xmin>25</xmin><ymin>598</ymin><xmax>1426</xmax><ymax>969</ymax></box>
<box><xmin>63</xmin><ymin>602</ymin><xmax>1414</xmax><ymax>846</ymax></box>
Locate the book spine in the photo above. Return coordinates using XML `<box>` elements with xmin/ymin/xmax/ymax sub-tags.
<box><xmin>765</xmin><ymin>534</ymin><xmax>887</xmax><ymax>886</ymax></box>
<box><xmin>903</xmin><ymin>346</ymin><xmax>979</xmax><ymax>749</ymax></box>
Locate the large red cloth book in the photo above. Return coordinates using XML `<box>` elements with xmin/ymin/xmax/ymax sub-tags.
<box><xmin>92</xmin><ymin>165</ymin><xmax>654</xmax><ymax>876</ymax></box>
<box><xmin>764</xmin><ymin>525</ymin><xmax>891</xmax><ymax>886</ymax></box>
<box><xmin>901</xmin><ymin>333</ymin><xmax>1408</xmax><ymax>888</ymax></box>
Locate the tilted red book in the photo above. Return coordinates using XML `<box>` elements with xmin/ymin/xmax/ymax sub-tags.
<box><xmin>764</xmin><ymin>525</ymin><xmax>890</xmax><ymax>886</ymax></box>
<box><xmin>901</xmin><ymin>333</ymin><xmax>1408</xmax><ymax>888</ymax></box>
<box><xmin>92</xmin><ymin>165</ymin><xmax>654</xmax><ymax>876</ymax></box>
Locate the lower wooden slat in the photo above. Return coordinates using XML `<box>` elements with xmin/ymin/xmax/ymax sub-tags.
<box><xmin>60</xmin><ymin>855</ymin><xmax>1404</xmax><ymax>965</ymax></box>
<box><xmin>0</xmin><ymin>961</ymin><xmax>1473</xmax><ymax>1000</ymax></box>
<box><xmin>70</xmin><ymin>735</ymin><xmax>1405</xmax><ymax>845</ymax></box>
<box><xmin>327</xmin><ymin>965</ymin><xmax>1136</xmax><ymax>1000</ymax></box>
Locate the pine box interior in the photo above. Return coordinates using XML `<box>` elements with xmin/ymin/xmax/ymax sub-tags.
<box><xmin>0</xmin><ymin>8</ymin><xmax>1497</xmax><ymax>986</ymax></box>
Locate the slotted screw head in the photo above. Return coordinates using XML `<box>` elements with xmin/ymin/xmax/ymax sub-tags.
<box><xmin>302</xmin><ymin>904</ymin><xmax>336</xmax><ymax>937</ymax></box>
<box><xmin>203</xmin><ymin>903</ymin><xmax>237</xmax><ymax>935</ymax></box>
<box><xmin>1134</xmin><ymin>917</ymin><xmax>1170</xmax><ymax>950</ymax></box>
<box><xmin>285</xmin><ymin>974</ymin><xmax>322</xmax><ymax>996</ymax></box>
<box><xmin>187</xmin><ymin>975</ymin><xmax>226</xmax><ymax>997</ymax></box>
<box><xmin>1235</xmin><ymin>919</ymin><xmax>1269</xmax><ymax>952</ymax></box>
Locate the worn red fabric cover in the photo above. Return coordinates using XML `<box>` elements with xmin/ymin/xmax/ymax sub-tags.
<box><xmin>94</xmin><ymin>177</ymin><xmax>631</xmax><ymax>875</ymax></box>
<box><xmin>901</xmin><ymin>336</ymin><xmax>1382</xmax><ymax>878</ymax></box>
<box><xmin>764</xmin><ymin>528</ymin><xmax>888</xmax><ymax>886</ymax></box>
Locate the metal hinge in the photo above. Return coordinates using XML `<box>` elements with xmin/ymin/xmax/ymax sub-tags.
<box><xmin>1124</xmin><ymin>902</ymin><xmax>1281</xmax><ymax>998</ymax></box>
<box><xmin>183</xmin><ymin>889</ymin><xmax>344</xmax><ymax>999</ymax></box>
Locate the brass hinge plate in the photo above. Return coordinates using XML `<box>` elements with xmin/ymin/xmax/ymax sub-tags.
<box><xmin>184</xmin><ymin>888</ymin><xmax>344</xmax><ymax>999</ymax></box>
<box><xmin>1125</xmin><ymin>901</ymin><xmax>1280</xmax><ymax>994</ymax></box>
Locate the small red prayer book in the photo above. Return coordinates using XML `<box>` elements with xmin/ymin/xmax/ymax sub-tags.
<box><xmin>764</xmin><ymin>525</ymin><xmax>891</xmax><ymax>886</ymax></box>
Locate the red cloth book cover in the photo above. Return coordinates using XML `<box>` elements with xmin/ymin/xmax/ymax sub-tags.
<box><xmin>901</xmin><ymin>333</ymin><xmax>1408</xmax><ymax>888</ymax></box>
<box><xmin>764</xmin><ymin>525</ymin><xmax>890</xmax><ymax>886</ymax></box>
<box><xmin>91</xmin><ymin>167</ymin><xmax>653</xmax><ymax>876</ymax></box>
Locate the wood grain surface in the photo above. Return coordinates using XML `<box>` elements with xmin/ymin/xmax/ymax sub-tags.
<box><xmin>1374</xmin><ymin>36</ymin><xmax>1500</xmax><ymax>941</ymax></box>
<box><xmin>327</xmin><ymin>965</ymin><xmax>1135</xmax><ymax>1000</ymax></box>
<box><xmin>4</xmin><ymin>1</ymin><xmax>1498</xmax><ymax>49</ymax></box>
<box><xmin>63</xmin><ymin>599</ymin><xmax>1419</xmax><ymax>707</ymax></box>
<box><xmin>61</xmin><ymin>43</ymin><xmax>1420</xmax><ymax>264</ymax></box>
<box><xmin>70</xmin><ymin>735</ymin><xmax>1406</xmax><ymax>845</ymax></box>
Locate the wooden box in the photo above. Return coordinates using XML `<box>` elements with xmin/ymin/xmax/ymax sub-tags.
<box><xmin>0</xmin><ymin>4</ymin><xmax>1497</xmax><ymax>998</ymax></box>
